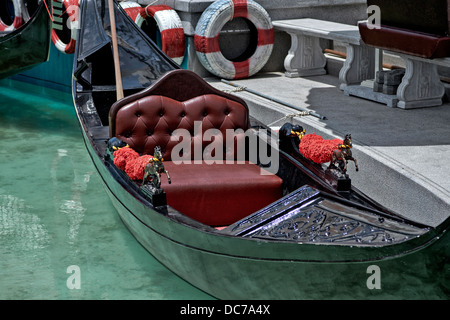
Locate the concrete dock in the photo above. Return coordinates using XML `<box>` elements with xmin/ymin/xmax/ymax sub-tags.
<box><xmin>209</xmin><ymin>72</ymin><xmax>450</xmax><ymax>228</ymax></box>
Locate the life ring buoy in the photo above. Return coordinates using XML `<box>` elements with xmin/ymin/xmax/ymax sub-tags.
<box><xmin>194</xmin><ymin>0</ymin><xmax>274</xmax><ymax>79</ymax></box>
<box><xmin>143</xmin><ymin>5</ymin><xmax>185</xmax><ymax>65</ymax></box>
<box><xmin>0</xmin><ymin>0</ymin><xmax>25</xmax><ymax>31</ymax></box>
<box><xmin>51</xmin><ymin>0</ymin><xmax>79</xmax><ymax>54</ymax></box>
<box><xmin>120</xmin><ymin>2</ymin><xmax>185</xmax><ymax>65</ymax></box>
<box><xmin>119</xmin><ymin>1</ymin><xmax>146</xmax><ymax>27</ymax></box>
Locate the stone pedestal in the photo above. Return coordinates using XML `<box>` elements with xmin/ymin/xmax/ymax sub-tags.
<box><xmin>338</xmin><ymin>43</ymin><xmax>375</xmax><ymax>90</ymax></box>
<box><xmin>345</xmin><ymin>52</ymin><xmax>446</xmax><ymax>109</ymax></box>
<box><xmin>397</xmin><ymin>56</ymin><xmax>445</xmax><ymax>109</ymax></box>
<box><xmin>284</xmin><ymin>34</ymin><xmax>327</xmax><ymax>77</ymax></box>
<box><xmin>344</xmin><ymin>84</ymin><xmax>399</xmax><ymax>107</ymax></box>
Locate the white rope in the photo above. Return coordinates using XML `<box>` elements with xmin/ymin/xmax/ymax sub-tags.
<box><xmin>268</xmin><ymin>112</ymin><xmax>311</xmax><ymax>127</ymax></box>
<box><xmin>222</xmin><ymin>85</ymin><xmax>247</xmax><ymax>94</ymax></box>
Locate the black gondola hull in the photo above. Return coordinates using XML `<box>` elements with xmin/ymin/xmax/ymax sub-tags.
<box><xmin>72</xmin><ymin>0</ymin><xmax>450</xmax><ymax>299</ymax></box>
<box><xmin>0</xmin><ymin>1</ymin><xmax>51</xmax><ymax>79</ymax></box>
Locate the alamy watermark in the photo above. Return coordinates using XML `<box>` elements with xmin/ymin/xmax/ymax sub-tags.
<box><xmin>52</xmin><ymin>1</ymin><xmax>80</xmax><ymax>31</ymax></box>
<box><xmin>66</xmin><ymin>265</ymin><xmax>81</xmax><ymax>290</ymax></box>
<box><xmin>367</xmin><ymin>5</ymin><xmax>381</xmax><ymax>30</ymax></box>
<box><xmin>65</xmin><ymin>5</ymin><xmax>80</xmax><ymax>31</ymax></box>
<box><xmin>169</xmin><ymin>121</ymin><xmax>279</xmax><ymax>175</ymax></box>
<box><xmin>366</xmin><ymin>265</ymin><xmax>381</xmax><ymax>290</ymax></box>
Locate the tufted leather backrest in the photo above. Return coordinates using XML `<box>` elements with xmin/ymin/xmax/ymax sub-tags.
<box><xmin>109</xmin><ymin>69</ymin><xmax>251</xmax><ymax>160</ymax></box>
<box><xmin>112</xmin><ymin>93</ymin><xmax>250</xmax><ymax>160</ymax></box>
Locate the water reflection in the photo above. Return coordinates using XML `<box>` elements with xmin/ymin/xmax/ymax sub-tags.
<box><xmin>0</xmin><ymin>194</ymin><xmax>50</xmax><ymax>252</ymax></box>
<box><xmin>51</xmin><ymin>148</ymin><xmax>92</xmax><ymax>244</ymax></box>
<box><xmin>0</xmin><ymin>79</ymin><xmax>212</xmax><ymax>300</ymax></box>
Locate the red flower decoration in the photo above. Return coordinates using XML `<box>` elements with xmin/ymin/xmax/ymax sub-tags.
<box><xmin>113</xmin><ymin>147</ymin><xmax>139</xmax><ymax>170</ymax></box>
<box><xmin>299</xmin><ymin>134</ymin><xmax>343</xmax><ymax>164</ymax></box>
<box><xmin>125</xmin><ymin>155</ymin><xmax>154</xmax><ymax>180</ymax></box>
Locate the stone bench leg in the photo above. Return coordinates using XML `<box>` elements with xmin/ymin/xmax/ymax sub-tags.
<box><xmin>283</xmin><ymin>33</ymin><xmax>326</xmax><ymax>77</ymax></box>
<box><xmin>397</xmin><ymin>56</ymin><xmax>445</xmax><ymax>109</ymax></box>
<box><xmin>339</xmin><ymin>44</ymin><xmax>375</xmax><ymax>90</ymax></box>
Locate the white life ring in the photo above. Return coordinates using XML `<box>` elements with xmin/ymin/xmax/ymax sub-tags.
<box><xmin>144</xmin><ymin>5</ymin><xmax>185</xmax><ymax>65</ymax></box>
<box><xmin>51</xmin><ymin>0</ymin><xmax>79</xmax><ymax>54</ymax></box>
<box><xmin>121</xmin><ymin>2</ymin><xmax>185</xmax><ymax>65</ymax></box>
<box><xmin>0</xmin><ymin>0</ymin><xmax>25</xmax><ymax>31</ymax></box>
<box><xmin>194</xmin><ymin>0</ymin><xmax>274</xmax><ymax>79</ymax></box>
<box><xmin>119</xmin><ymin>1</ymin><xmax>146</xmax><ymax>27</ymax></box>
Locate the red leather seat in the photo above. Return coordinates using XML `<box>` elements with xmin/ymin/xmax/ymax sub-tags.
<box><xmin>109</xmin><ymin>70</ymin><xmax>283</xmax><ymax>226</ymax></box>
<box><xmin>361</xmin><ymin>0</ymin><xmax>450</xmax><ymax>59</ymax></box>
<box><xmin>359</xmin><ymin>22</ymin><xmax>450</xmax><ymax>59</ymax></box>
<box><xmin>162</xmin><ymin>161</ymin><xmax>283</xmax><ymax>226</ymax></box>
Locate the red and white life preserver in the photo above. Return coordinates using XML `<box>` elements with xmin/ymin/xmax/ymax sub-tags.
<box><xmin>194</xmin><ymin>0</ymin><xmax>274</xmax><ymax>79</ymax></box>
<box><xmin>0</xmin><ymin>0</ymin><xmax>25</xmax><ymax>31</ymax></box>
<box><xmin>144</xmin><ymin>5</ymin><xmax>185</xmax><ymax>65</ymax></box>
<box><xmin>51</xmin><ymin>0</ymin><xmax>79</xmax><ymax>54</ymax></box>
<box><xmin>121</xmin><ymin>2</ymin><xmax>185</xmax><ymax>65</ymax></box>
<box><xmin>119</xmin><ymin>1</ymin><xmax>147</xmax><ymax>27</ymax></box>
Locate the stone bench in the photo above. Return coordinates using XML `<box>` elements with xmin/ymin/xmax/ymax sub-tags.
<box><xmin>396</xmin><ymin>55</ymin><xmax>449</xmax><ymax>109</ymax></box>
<box><xmin>345</xmin><ymin>50</ymin><xmax>448</xmax><ymax>109</ymax></box>
<box><xmin>356</xmin><ymin>20</ymin><xmax>450</xmax><ymax>109</ymax></box>
<box><xmin>272</xmin><ymin>18</ymin><xmax>375</xmax><ymax>90</ymax></box>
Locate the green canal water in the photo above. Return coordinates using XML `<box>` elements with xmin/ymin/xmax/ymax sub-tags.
<box><xmin>0</xmin><ymin>79</ymin><xmax>213</xmax><ymax>300</ymax></box>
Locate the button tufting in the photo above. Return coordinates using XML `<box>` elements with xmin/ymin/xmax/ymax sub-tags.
<box><xmin>112</xmin><ymin>94</ymin><xmax>249</xmax><ymax>158</ymax></box>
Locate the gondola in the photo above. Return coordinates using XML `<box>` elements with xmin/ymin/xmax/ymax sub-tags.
<box><xmin>72</xmin><ymin>0</ymin><xmax>449</xmax><ymax>299</ymax></box>
<box><xmin>0</xmin><ymin>0</ymin><xmax>51</xmax><ymax>79</ymax></box>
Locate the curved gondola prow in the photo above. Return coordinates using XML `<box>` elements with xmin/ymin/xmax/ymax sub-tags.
<box><xmin>72</xmin><ymin>0</ymin><xmax>179</xmax><ymax>124</ymax></box>
<box><xmin>73</xmin><ymin>0</ymin><xmax>179</xmax><ymax>88</ymax></box>
<box><xmin>277</xmin><ymin>123</ymin><xmax>408</xmax><ymax>220</ymax></box>
<box><xmin>278</xmin><ymin>123</ymin><xmax>350</xmax><ymax>192</ymax></box>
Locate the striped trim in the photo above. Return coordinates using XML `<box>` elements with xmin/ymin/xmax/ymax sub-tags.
<box><xmin>51</xmin><ymin>0</ymin><xmax>79</xmax><ymax>54</ymax></box>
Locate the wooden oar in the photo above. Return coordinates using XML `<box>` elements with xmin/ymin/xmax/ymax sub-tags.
<box><xmin>108</xmin><ymin>0</ymin><xmax>124</xmax><ymax>100</ymax></box>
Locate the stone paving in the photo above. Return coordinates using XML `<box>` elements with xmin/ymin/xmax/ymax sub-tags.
<box><xmin>209</xmin><ymin>72</ymin><xmax>450</xmax><ymax>227</ymax></box>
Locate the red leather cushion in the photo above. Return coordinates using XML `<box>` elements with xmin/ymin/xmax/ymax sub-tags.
<box><xmin>359</xmin><ymin>22</ymin><xmax>450</xmax><ymax>59</ymax></box>
<box><xmin>161</xmin><ymin>161</ymin><xmax>283</xmax><ymax>226</ymax></box>
<box><xmin>113</xmin><ymin>94</ymin><xmax>249</xmax><ymax>159</ymax></box>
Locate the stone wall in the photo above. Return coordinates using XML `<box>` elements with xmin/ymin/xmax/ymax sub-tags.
<box><xmin>134</xmin><ymin>0</ymin><xmax>368</xmax><ymax>76</ymax></box>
